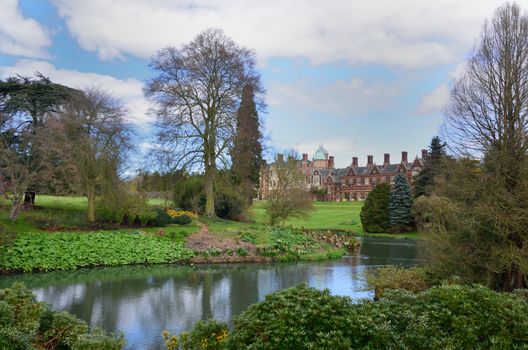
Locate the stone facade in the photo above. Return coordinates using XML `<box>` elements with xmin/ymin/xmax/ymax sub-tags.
<box><xmin>259</xmin><ymin>145</ymin><xmax>426</xmax><ymax>201</ymax></box>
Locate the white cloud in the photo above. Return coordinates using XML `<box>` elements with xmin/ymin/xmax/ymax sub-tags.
<box><xmin>0</xmin><ymin>60</ymin><xmax>151</xmax><ymax>125</ymax></box>
<box><xmin>416</xmin><ymin>84</ymin><xmax>450</xmax><ymax>115</ymax></box>
<box><xmin>268</xmin><ymin>77</ymin><xmax>403</xmax><ymax>117</ymax></box>
<box><xmin>0</xmin><ymin>0</ymin><xmax>51</xmax><ymax>58</ymax></box>
<box><xmin>50</xmin><ymin>0</ymin><xmax>505</xmax><ymax>67</ymax></box>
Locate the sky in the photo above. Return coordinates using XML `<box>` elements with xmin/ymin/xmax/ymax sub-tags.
<box><xmin>0</xmin><ymin>0</ymin><xmax>510</xmax><ymax>168</ymax></box>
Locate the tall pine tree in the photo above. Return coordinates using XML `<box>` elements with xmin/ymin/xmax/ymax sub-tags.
<box><xmin>231</xmin><ymin>84</ymin><xmax>263</xmax><ymax>205</ymax></box>
<box><xmin>389</xmin><ymin>173</ymin><xmax>414</xmax><ymax>232</ymax></box>
<box><xmin>413</xmin><ymin>136</ymin><xmax>446</xmax><ymax>198</ymax></box>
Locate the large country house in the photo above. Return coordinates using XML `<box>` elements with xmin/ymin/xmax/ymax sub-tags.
<box><xmin>259</xmin><ymin>145</ymin><xmax>426</xmax><ymax>201</ymax></box>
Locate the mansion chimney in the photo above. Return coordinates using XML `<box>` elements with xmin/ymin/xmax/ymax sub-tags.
<box><xmin>367</xmin><ymin>155</ymin><xmax>373</xmax><ymax>165</ymax></box>
<box><xmin>352</xmin><ymin>157</ymin><xmax>358</xmax><ymax>167</ymax></box>
<box><xmin>421</xmin><ymin>149</ymin><xmax>427</xmax><ymax>159</ymax></box>
<box><xmin>277</xmin><ymin>154</ymin><xmax>284</xmax><ymax>163</ymax></box>
<box><xmin>384</xmin><ymin>153</ymin><xmax>390</xmax><ymax>164</ymax></box>
<box><xmin>329</xmin><ymin>156</ymin><xmax>335</xmax><ymax>168</ymax></box>
<box><xmin>401</xmin><ymin>151</ymin><xmax>408</xmax><ymax>163</ymax></box>
<box><xmin>302</xmin><ymin>153</ymin><xmax>308</xmax><ymax>161</ymax></box>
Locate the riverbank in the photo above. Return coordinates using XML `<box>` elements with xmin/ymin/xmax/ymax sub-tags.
<box><xmin>0</xmin><ymin>223</ymin><xmax>359</xmax><ymax>273</ymax></box>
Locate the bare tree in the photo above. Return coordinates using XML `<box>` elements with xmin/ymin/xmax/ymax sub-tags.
<box><xmin>144</xmin><ymin>28</ymin><xmax>263</xmax><ymax>217</ymax></box>
<box><xmin>439</xmin><ymin>2</ymin><xmax>528</xmax><ymax>290</ymax></box>
<box><xmin>61</xmin><ymin>88</ymin><xmax>132</xmax><ymax>222</ymax></box>
<box><xmin>265</xmin><ymin>152</ymin><xmax>313</xmax><ymax>226</ymax></box>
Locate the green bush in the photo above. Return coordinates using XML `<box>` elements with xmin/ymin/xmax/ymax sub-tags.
<box><xmin>172</xmin><ymin>214</ymin><xmax>192</xmax><ymax>225</ymax></box>
<box><xmin>189</xmin><ymin>319</ymin><xmax>229</xmax><ymax>350</ymax></box>
<box><xmin>0</xmin><ymin>283</ymin><xmax>124</xmax><ymax>349</ymax></box>
<box><xmin>360</xmin><ymin>183</ymin><xmax>390</xmax><ymax>232</ymax></box>
<box><xmin>223</xmin><ymin>283</ymin><xmax>528</xmax><ymax>349</ymax></box>
<box><xmin>227</xmin><ymin>284</ymin><xmax>355</xmax><ymax>349</ymax></box>
<box><xmin>173</xmin><ymin>175</ymin><xmax>245</xmax><ymax>220</ymax></box>
<box><xmin>151</xmin><ymin>208</ymin><xmax>173</xmax><ymax>227</ymax></box>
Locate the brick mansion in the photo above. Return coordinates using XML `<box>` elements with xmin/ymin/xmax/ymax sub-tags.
<box><xmin>259</xmin><ymin>145</ymin><xmax>426</xmax><ymax>201</ymax></box>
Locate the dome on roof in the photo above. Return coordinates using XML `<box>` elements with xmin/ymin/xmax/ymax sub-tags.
<box><xmin>313</xmin><ymin>145</ymin><xmax>329</xmax><ymax>160</ymax></box>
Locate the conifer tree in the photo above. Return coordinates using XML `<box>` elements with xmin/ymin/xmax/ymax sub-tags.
<box><xmin>231</xmin><ymin>84</ymin><xmax>263</xmax><ymax>205</ymax></box>
<box><xmin>389</xmin><ymin>173</ymin><xmax>414</xmax><ymax>232</ymax></box>
<box><xmin>360</xmin><ymin>183</ymin><xmax>390</xmax><ymax>232</ymax></box>
<box><xmin>414</xmin><ymin>136</ymin><xmax>446</xmax><ymax>198</ymax></box>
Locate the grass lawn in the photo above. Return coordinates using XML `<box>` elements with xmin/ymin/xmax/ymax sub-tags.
<box><xmin>0</xmin><ymin>195</ymin><xmax>417</xmax><ymax>239</ymax></box>
<box><xmin>251</xmin><ymin>201</ymin><xmax>418</xmax><ymax>239</ymax></box>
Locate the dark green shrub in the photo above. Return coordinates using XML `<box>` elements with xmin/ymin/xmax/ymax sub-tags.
<box><xmin>151</xmin><ymin>208</ymin><xmax>173</xmax><ymax>227</ymax></box>
<box><xmin>228</xmin><ymin>284</ymin><xmax>355</xmax><ymax>349</ymax></box>
<box><xmin>172</xmin><ymin>214</ymin><xmax>192</xmax><ymax>226</ymax></box>
<box><xmin>174</xmin><ymin>175</ymin><xmax>245</xmax><ymax>220</ymax></box>
<box><xmin>0</xmin><ymin>282</ymin><xmax>43</xmax><ymax>335</ymax></box>
<box><xmin>0</xmin><ymin>327</ymin><xmax>30</xmax><ymax>350</ymax></box>
<box><xmin>42</xmin><ymin>311</ymin><xmax>89</xmax><ymax>348</ymax></box>
<box><xmin>360</xmin><ymin>183</ymin><xmax>390</xmax><ymax>232</ymax></box>
<box><xmin>0</xmin><ymin>283</ymin><xmax>125</xmax><ymax>349</ymax></box>
<box><xmin>225</xmin><ymin>284</ymin><xmax>528</xmax><ymax>350</ymax></box>
<box><xmin>0</xmin><ymin>300</ymin><xmax>14</xmax><ymax>327</ymax></box>
<box><xmin>214</xmin><ymin>189</ymin><xmax>244</xmax><ymax>221</ymax></box>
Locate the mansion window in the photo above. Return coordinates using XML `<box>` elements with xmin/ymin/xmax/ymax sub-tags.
<box><xmin>365</xmin><ymin>178</ymin><xmax>370</xmax><ymax>185</ymax></box>
<box><xmin>371</xmin><ymin>178</ymin><xmax>377</xmax><ymax>185</ymax></box>
<box><xmin>360</xmin><ymin>178</ymin><xmax>365</xmax><ymax>185</ymax></box>
<box><xmin>353</xmin><ymin>179</ymin><xmax>357</xmax><ymax>185</ymax></box>
<box><xmin>385</xmin><ymin>176</ymin><xmax>390</xmax><ymax>183</ymax></box>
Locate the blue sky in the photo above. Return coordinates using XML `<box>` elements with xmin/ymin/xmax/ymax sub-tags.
<box><xmin>0</xmin><ymin>0</ymin><xmax>508</xmax><ymax>168</ymax></box>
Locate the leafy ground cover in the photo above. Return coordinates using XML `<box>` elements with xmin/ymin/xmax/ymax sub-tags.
<box><xmin>1</xmin><ymin>231</ymin><xmax>194</xmax><ymax>272</ymax></box>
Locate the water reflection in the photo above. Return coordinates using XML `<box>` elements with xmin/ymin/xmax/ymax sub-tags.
<box><xmin>0</xmin><ymin>237</ymin><xmax>419</xmax><ymax>350</ymax></box>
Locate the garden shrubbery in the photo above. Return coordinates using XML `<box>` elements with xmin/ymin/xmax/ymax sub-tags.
<box><xmin>173</xmin><ymin>175</ymin><xmax>245</xmax><ymax>221</ymax></box>
<box><xmin>0</xmin><ymin>283</ymin><xmax>124</xmax><ymax>349</ymax></box>
<box><xmin>360</xmin><ymin>183</ymin><xmax>390</xmax><ymax>232</ymax></box>
<box><xmin>1</xmin><ymin>232</ymin><xmax>194</xmax><ymax>272</ymax></box>
<box><xmin>169</xmin><ymin>283</ymin><xmax>528</xmax><ymax>350</ymax></box>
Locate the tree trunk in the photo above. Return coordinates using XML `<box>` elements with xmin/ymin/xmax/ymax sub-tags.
<box><xmin>87</xmin><ymin>188</ymin><xmax>96</xmax><ymax>223</ymax></box>
<box><xmin>204</xmin><ymin>168</ymin><xmax>215</xmax><ymax>217</ymax></box>
<box><xmin>10</xmin><ymin>200</ymin><xmax>22</xmax><ymax>221</ymax></box>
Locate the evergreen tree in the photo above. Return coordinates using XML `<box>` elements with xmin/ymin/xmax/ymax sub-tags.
<box><xmin>360</xmin><ymin>183</ymin><xmax>390</xmax><ymax>232</ymax></box>
<box><xmin>413</xmin><ymin>136</ymin><xmax>446</xmax><ymax>198</ymax></box>
<box><xmin>231</xmin><ymin>84</ymin><xmax>263</xmax><ymax>205</ymax></box>
<box><xmin>389</xmin><ymin>173</ymin><xmax>414</xmax><ymax>232</ymax></box>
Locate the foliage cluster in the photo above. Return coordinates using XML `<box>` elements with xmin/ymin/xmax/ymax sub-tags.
<box><xmin>359</xmin><ymin>183</ymin><xmax>390</xmax><ymax>232</ymax></box>
<box><xmin>259</xmin><ymin>228</ymin><xmax>318</xmax><ymax>260</ymax></box>
<box><xmin>1</xmin><ymin>232</ymin><xmax>194</xmax><ymax>272</ymax></box>
<box><xmin>360</xmin><ymin>175</ymin><xmax>414</xmax><ymax>233</ymax></box>
<box><xmin>163</xmin><ymin>320</ymin><xmax>229</xmax><ymax>350</ymax></box>
<box><xmin>179</xmin><ymin>283</ymin><xmax>528</xmax><ymax>350</ymax></box>
<box><xmin>388</xmin><ymin>173</ymin><xmax>414</xmax><ymax>232</ymax></box>
<box><xmin>0</xmin><ymin>283</ymin><xmax>124</xmax><ymax>349</ymax></box>
<box><xmin>173</xmin><ymin>174</ymin><xmax>245</xmax><ymax>220</ymax></box>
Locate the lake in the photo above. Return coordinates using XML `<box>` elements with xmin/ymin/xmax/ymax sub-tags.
<box><xmin>0</xmin><ymin>237</ymin><xmax>420</xmax><ymax>349</ymax></box>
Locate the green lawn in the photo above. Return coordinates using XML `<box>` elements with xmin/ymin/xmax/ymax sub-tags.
<box><xmin>251</xmin><ymin>201</ymin><xmax>364</xmax><ymax>232</ymax></box>
<box><xmin>0</xmin><ymin>195</ymin><xmax>417</xmax><ymax>238</ymax></box>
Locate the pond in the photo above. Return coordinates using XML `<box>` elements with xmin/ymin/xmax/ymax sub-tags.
<box><xmin>0</xmin><ymin>237</ymin><xmax>420</xmax><ymax>349</ymax></box>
